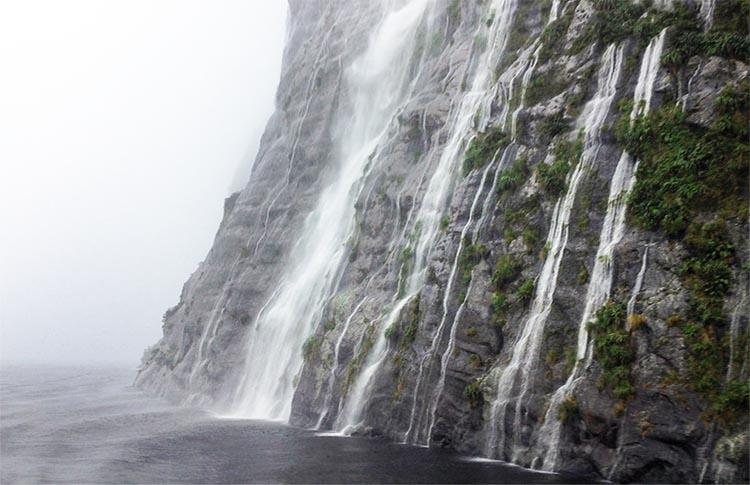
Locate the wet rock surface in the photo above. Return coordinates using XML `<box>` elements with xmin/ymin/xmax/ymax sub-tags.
<box><xmin>137</xmin><ymin>0</ymin><xmax>749</xmax><ymax>482</ymax></box>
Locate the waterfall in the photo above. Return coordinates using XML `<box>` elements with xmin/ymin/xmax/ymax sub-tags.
<box><xmin>406</xmin><ymin>144</ymin><xmax>507</xmax><ymax>444</ymax></box>
<box><xmin>700</xmin><ymin>0</ymin><xmax>716</xmax><ymax>28</ymax></box>
<box><xmin>185</xmin><ymin>254</ymin><xmax>247</xmax><ymax>403</ymax></box>
<box><xmin>421</xmin><ymin>153</ymin><xmax>506</xmax><ymax>442</ymax></box>
<box><xmin>316</xmin><ymin>144</ymin><xmax>439</xmax><ymax>429</ymax></box>
<box><xmin>536</xmin><ymin>29</ymin><xmax>667</xmax><ymax>474</ymax></box>
<box><xmin>726</xmin><ymin>291</ymin><xmax>748</xmax><ymax>382</ymax></box>
<box><xmin>547</xmin><ymin>0</ymin><xmax>562</xmax><ymax>24</ymax></box>
<box><xmin>483</xmin><ymin>41</ymin><xmax>624</xmax><ymax>462</ymax></box>
<box><xmin>682</xmin><ymin>61</ymin><xmax>703</xmax><ymax>111</ymax></box>
<box><xmin>406</xmin><ymin>0</ymin><xmax>568</xmax><ymax>445</ymax></box>
<box><xmin>336</xmin><ymin>0</ymin><xmax>520</xmax><ymax>434</ymax></box>
<box><xmin>510</xmin><ymin>44</ymin><xmax>542</xmax><ymax>138</ymax></box>
<box><xmin>626</xmin><ymin>246</ymin><xmax>649</xmax><ymax>318</ymax></box>
<box><xmin>418</xmin><ymin>12</ymin><xmax>556</xmax><ymax>443</ymax></box>
<box><xmin>509</xmin><ymin>0</ymin><xmax>566</xmax><ymax>133</ymax></box>
<box><xmin>314</xmin><ymin>298</ymin><xmax>368</xmax><ymax>429</ymax></box>
<box><xmin>229</xmin><ymin>0</ymin><xmax>432</xmax><ymax>421</ymax></box>
<box><xmin>496</xmin><ymin>38</ymin><xmax>543</xmax><ymax>141</ymax></box>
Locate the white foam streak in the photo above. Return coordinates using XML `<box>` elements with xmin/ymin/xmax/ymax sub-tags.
<box><xmin>726</xmin><ymin>292</ymin><xmax>748</xmax><ymax>382</ymax></box>
<box><xmin>547</xmin><ymin>0</ymin><xmax>562</xmax><ymax>24</ymax></box>
<box><xmin>700</xmin><ymin>0</ymin><xmax>716</xmax><ymax>28</ymax></box>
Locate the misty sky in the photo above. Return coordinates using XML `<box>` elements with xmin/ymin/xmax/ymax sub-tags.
<box><xmin>0</xmin><ymin>1</ymin><xmax>287</xmax><ymax>365</ymax></box>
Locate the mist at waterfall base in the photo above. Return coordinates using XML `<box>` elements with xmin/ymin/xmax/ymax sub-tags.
<box><xmin>1</xmin><ymin>366</ymin><xmax>591</xmax><ymax>484</ymax></box>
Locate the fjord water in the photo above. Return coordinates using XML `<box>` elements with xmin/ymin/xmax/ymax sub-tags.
<box><xmin>0</xmin><ymin>365</ymin><xmax>588</xmax><ymax>484</ymax></box>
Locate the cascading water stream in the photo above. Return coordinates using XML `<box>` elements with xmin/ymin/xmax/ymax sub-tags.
<box><xmin>534</xmin><ymin>30</ymin><xmax>667</xmax><ymax>474</ymax></box>
<box><xmin>229</xmin><ymin>0</ymin><xmax>432</xmax><ymax>421</ymax></box>
<box><xmin>484</xmin><ymin>41</ymin><xmax>624</xmax><ymax>462</ymax></box>
<box><xmin>726</xmin><ymin>291</ymin><xmax>748</xmax><ymax>382</ymax></box>
<box><xmin>539</xmin><ymin>29</ymin><xmax>664</xmax><ymax>470</ymax></box>
<box><xmin>476</xmin><ymin>40</ymin><xmax>544</xmax><ymax>242</ymax></box>
<box><xmin>509</xmin><ymin>43</ymin><xmax>541</xmax><ymax>137</ymax></box>
<box><xmin>397</xmin><ymin>0</ymin><xmax>524</xmax><ymax>441</ymax></box>
<box><xmin>604</xmin><ymin>32</ymin><xmax>670</xmax><ymax>481</ymax></box>
<box><xmin>314</xmin><ymin>298</ymin><xmax>368</xmax><ymax>429</ymax></box>
<box><xmin>312</xmin><ymin>149</ymin><xmax>430</xmax><ymax>429</ymax></box>
<box><xmin>418</xmin><ymin>5</ymin><xmax>563</xmax><ymax>442</ymax></box>
<box><xmin>402</xmin><ymin>144</ymin><xmax>521</xmax><ymax>444</ymax></box>
<box><xmin>547</xmin><ymin>0</ymin><xmax>562</xmax><ymax>24</ymax></box>
<box><xmin>626</xmin><ymin>246</ymin><xmax>650</xmax><ymax>318</ymax></box>
<box><xmin>186</xmin><ymin>11</ymin><xmax>343</xmax><ymax>408</ymax></box>
<box><xmin>315</xmin><ymin>134</ymin><xmax>447</xmax><ymax>430</ymax></box>
<box><xmin>184</xmin><ymin>252</ymin><xmax>251</xmax><ymax>403</ymax></box>
<box><xmin>336</xmin><ymin>0</ymin><xmax>520</xmax><ymax>435</ymax></box>
<box><xmin>408</xmin><ymin>0</ymin><xmax>517</xmax><ymax>276</ymax></box>
<box><xmin>700</xmin><ymin>0</ymin><xmax>716</xmax><ymax>27</ymax></box>
<box><xmin>402</xmin><ymin>22</ymin><xmax>534</xmax><ymax>445</ymax></box>
<box><xmin>404</xmin><ymin>145</ymin><xmax>506</xmax><ymax>444</ymax></box>
<box><xmin>421</xmin><ymin>153</ymin><xmax>506</xmax><ymax>442</ymax></box>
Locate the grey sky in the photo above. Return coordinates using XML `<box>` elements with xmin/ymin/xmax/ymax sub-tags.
<box><xmin>0</xmin><ymin>1</ymin><xmax>287</xmax><ymax>365</ymax></box>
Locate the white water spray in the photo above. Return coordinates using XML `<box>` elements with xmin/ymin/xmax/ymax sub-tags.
<box><xmin>229</xmin><ymin>0</ymin><xmax>432</xmax><ymax>421</ymax></box>
<box><xmin>337</xmin><ymin>0</ymin><xmax>521</xmax><ymax>435</ymax></box>
<box><xmin>726</xmin><ymin>291</ymin><xmax>748</xmax><ymax>382</ymax></box>
<box><xmin>252</xmin><ymin>10</ymin><xmax>341</xmax><ymax>256</ymax></box>
<box><xmin>700</xmin><ymin>0</ymin><xmax>716</xmax><ymax>28</ymax></box>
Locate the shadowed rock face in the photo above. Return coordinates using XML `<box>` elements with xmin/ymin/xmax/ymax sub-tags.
<box><xmin>137</xmin><ymin>0</ymin><xmax>749</xmax><ymax>482</ymax></box>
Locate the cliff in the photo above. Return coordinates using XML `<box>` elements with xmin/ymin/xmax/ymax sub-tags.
<box><xmin>136</xmin><ymin>0</ymin><xmax>749</xmax><ymax>482</ymax></box>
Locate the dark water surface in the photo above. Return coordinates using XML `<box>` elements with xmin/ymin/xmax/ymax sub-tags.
<box><xmin>1</xmin><ymin>365</ymin><xmax>589</xmax><ymax>483</ymax></box>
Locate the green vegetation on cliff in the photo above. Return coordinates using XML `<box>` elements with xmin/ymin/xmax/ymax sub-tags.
<box><xmin>463</xmin><ymin>127</ymin><xmax>509</xmax><ymax>176</ymax></box>
<box><xmin>589</xmin><ymin>301</ymin><xmax>635</xmax><ymax>400</ymax></box>
<box><xmin>572</xmin><ymin>1</ymin><xmax>749</xmax><ymax>66</ymax></box>
<box><xmin>537</xmin><ymin>134</ymin><xmax>583</xmax><ymax>197</ymax></box>
<box><xmin>619</xmin><ymin>81</ymin><xmax>749</xmax><ymax>427</ymax></box>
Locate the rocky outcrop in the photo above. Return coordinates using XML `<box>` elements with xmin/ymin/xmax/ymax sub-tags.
<box><xmin>137</xmin><ymin>0</ymin><xmax>749</xmax><ymax>482</ymax></box>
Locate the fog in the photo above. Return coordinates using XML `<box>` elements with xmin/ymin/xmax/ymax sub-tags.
<box><xmin>0</xmin><ymin>1</ymin><xmax>287</xmax><ymax>365</ymax></box>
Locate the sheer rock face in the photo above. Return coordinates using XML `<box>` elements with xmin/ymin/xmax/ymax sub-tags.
<box><xmin>137</xmin><ymin>0</ymin><xmax>749</xmax><ymax>482</ymax></box>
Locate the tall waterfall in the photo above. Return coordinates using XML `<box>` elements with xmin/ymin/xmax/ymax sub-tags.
<box><xmin>484</xmin><ymin>41</ymin><xmax>625</xmax><ymax>461</ymax></box>
<box><xmin>251</xmin><ymin>6</ymin><xmax>340</xmax><ymax>257</ymax></box>
<box><xmin>411</xmin><ymin>1</ymin><xmax>563</xmax><ymax>445</ymax></box>
<box><xmin>538</xmin><ymin>29</ymin><xmax>667</xmax><ymax>473</ymax></box>
<box><xmin>400</xmin><ymin>0</ymin><xmax>532</xmax><ymax>444</ymax></box>
<box><xmin>229</xmin><ymin>0</ymin><xmax>432</xmax><ymax>421</ymax></box>
<box><xmin>337</xmin><ymin>0</ymin><xmax>520</xmax><ymax>434</ymax></box>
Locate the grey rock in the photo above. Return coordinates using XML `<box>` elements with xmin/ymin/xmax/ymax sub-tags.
<box><xmin>137</xmin><ymin>1</ymin><xmax>750</xmax><ymax>483</ymax></box>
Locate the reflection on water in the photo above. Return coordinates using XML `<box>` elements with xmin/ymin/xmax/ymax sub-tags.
<box><xmin>0</xmin><ymin>365</ymin><xmax>590</xmax><ymax>483</ymax></box>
